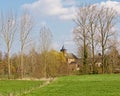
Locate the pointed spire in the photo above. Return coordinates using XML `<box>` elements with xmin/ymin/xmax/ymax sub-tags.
<box><xmin>60</xmin><ymin>45</ymin><xmax>66</xmax><ymax>52</ymax></box>
<box><xmin>60</xmin><ymin>45</ymin><xmax>67</xmax><ymax>56</ymax></box>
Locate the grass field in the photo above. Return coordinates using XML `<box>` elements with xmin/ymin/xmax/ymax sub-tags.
<box><xmin>0</xmin><ymin>80</ymin><xmax>43</xmax><ymax>96</ymax></box>
<box><xmin>24</xmin><ymin>74</ymin><xmax>120</xmax><ymax>96</ymax></box>
<box><xmin>0</xmin><ymin>74</ymin><xmax>120</xmax><ymax>96</ymax></box>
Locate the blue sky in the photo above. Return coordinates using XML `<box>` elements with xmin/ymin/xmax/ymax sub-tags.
<box><xmin>0</xmin><ymin>0</ymin><xmax>120</xmax><ymax>54</ymax></box>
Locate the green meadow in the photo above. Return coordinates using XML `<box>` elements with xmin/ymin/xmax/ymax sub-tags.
<box><xmin>0</xmin><ymin>80</ymin><xmax>43</xmax><ymax>96</ymax></box>
<box><xmin>25</xmin><ymin>74</ymin><xmax>120</xmax><ymax>96</ymax></box>
<box><xmin>0</xmin><ymin>74</ymin><xmax>120</xmax><ymax>96</ymax></box>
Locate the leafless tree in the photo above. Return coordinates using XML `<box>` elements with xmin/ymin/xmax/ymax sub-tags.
<box><xmin>73</xmin><ymin>5</ymin><xmax>93</xmax><ymax>74</ymax></box>
<box><xmin>0</xmin><ymin>11</ymin><xmax>17</xmax><ymax>79</ymax></box>
<box><xmin>87</xmin><ymin>5</ymin><xmax>99</xmax><ymax>73</ymax></box>
<box><xmin>97</xmin><ymin>7</ymin><xmax>117</xmax><ymax>73</ymax></box>
<box><xmin>74</xmin><ymin>5</ymin><xmax>118</xmax><ymax>74</ymax></box>
<box><xmin>39</xmin><ymin>25</ymin><xmax>52</xmax><ymax>78</ymax></box>
<box><xmin>28</xmin><ymin>42</ymin><xmax>37</xmax><ymax>78</ymax></box>
<box><xmin>19</xmin><ymin>12</ymin><xmax>33</xmax><ymax>78</ymax></box>
<box><xmin>105</xmin><ymin>32</ymin><xmax>119</xmax><ymax>73</ymax></box>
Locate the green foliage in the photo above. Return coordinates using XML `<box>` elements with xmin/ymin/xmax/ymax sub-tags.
<box><xmin>46</xmin><ymin>50</ymin><xmax>67</xmax><ymax>77</ymax></box>
<box><xmin>25</xmin><ymin>74</ymin><xmax>120</xmax><ymax>96</ymax></box>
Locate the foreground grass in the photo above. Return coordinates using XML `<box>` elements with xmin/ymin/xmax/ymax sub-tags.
<box><xmin>0</xmin><ymin>80</ymin><xmax>43</xmax><ymax>96</ymax></box>
<box><xmin>25</xmin><ymin>74</ymin><xmax>120</xmax><ymax>96</ymax></box>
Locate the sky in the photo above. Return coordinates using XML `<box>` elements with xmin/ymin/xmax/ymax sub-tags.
<box><xmin>0</xmin><ymin>0</ymin><xmax>120</xmax><ymax>55</ymax></box>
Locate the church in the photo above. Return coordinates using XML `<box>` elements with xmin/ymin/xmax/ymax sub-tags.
<box><xmin>60</xmin><ymin>46</ymin><xmax>79</xmax><ymax>73</ymax></box>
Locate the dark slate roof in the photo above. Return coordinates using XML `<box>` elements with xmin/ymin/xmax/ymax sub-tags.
<box><xmin>66</xmin><ymin>53</ymin><xmax>78</xmax><ymax>59</ymax></box>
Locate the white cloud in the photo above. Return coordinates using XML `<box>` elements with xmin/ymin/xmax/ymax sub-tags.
<box><xmin>22</xmin><ymin>0</ymin><xmax>120</xmax><ymax>20</ymax></box>
<box><xmin>22</xmin><ymin>0</ymin><xmax>77</xmax><ymax>20</ymax></box>
<box><xmin>99</xmin><ymin>0</ymin><xmax>120</xmax><ymax>14</ymax></box>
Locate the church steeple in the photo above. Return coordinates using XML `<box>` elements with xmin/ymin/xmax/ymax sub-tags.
<box><xmin>60</xmin><ymin>45</ymin><xmax>67</xmax><ymax>56</ymax></box>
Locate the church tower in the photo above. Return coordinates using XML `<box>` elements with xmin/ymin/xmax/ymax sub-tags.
<box><xmin>60</xmin><ymin>45</ymin><xmax>67</xmax><ymax>56</ymax></box>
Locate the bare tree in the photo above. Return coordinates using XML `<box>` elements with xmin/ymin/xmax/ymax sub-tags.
<box><xmin>73</xmin><ymin>5</ymin><xmax>93</xmax><ymax>74</ymax></box>
<box><xmin>74</xmin><ymin>5</ymin><xmax>118</xmax><ymax>74</ymax></box>
<box><xmin>28</xmin><ymin>42</ymin><xmax>37</xmax><ymax>78</ymax></box>
<box><xmin>108</xmin><ymin>45</ymin><xmax>119</xmax><ymax>73</ymax></box>
<box><xmin>19</xmin><ymin>12</ymin><xmax>33</xmax><ymax>78</ymax></box>
<box><xmin>0</xmin><ymin>11</ymin><xmax>17</xmax><ymax>79</ymax></box>
<box><xmin>97</xmin><ymin>7</ymin><xmax>117</xmax><ymax>73</ymax></box>
<box><xmin>39</xmin><ymin>25</ymin><xmax>52</xmax><ymax>78</ymax></box>
<box><xmin>87</xmin><ymin>5</ymin><xmax>99</xmax><ymax>73</ymax></box>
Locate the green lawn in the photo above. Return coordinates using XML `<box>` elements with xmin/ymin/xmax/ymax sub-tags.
<box><xmin>25</xmin><ymin>74</ymin><xmax>120</xmax><ymax>96</ymax></box>
<box><xmin>0</xmin><ymin>80</ymin><xmax>43</xmax><ymax>96</ymax></box>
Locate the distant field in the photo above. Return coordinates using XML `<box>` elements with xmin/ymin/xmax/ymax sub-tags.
<box><xmin>0</xmin><ymin>80</ymin><xmax>43</xmax><ymax>96</ymax></box>
<box><xmin>25</xmin><ymin>74</ymin><xmax>120</xmax><ymax>96</ymax></box>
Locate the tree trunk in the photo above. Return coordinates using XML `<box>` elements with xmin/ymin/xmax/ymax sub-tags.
<box><xmin>20</xmin><ymin>48</ymin><xmax>24</xmax><ymax>79</ymax></box>
<box><xmin>8</xmin><ymin>49</ymin><xmax>11</xmax><ymax>79</ymax></box>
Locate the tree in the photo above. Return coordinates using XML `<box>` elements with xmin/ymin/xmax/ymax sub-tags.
<box><xmin>27</xmin><ymin>44</ymin><xmax>37</xmax><ymax>78</ymax></box>
<box><xmin>0</xmin><ymin>11</ymin><xmax>17</xmax><ymax>78</ymax></box>
<box><xmin>19</xmin><ymin>12</ymin><xmax>33</xmax><ymax>78</ymax></box>
<box><xmin>86</xmin><ymin>5</ymin><xmax>99</xmax><ymax>73</ymax></box>
<box><xmin>0</xmin><ymin>51</ymin><xmax>3</xmax><ymax>75</ymax></box>
<box><xmin>97</xmin><ymin>7</ymin><xmax>117</xmax><ymax>73</ymax></box>
<box><xmin>46</xmin><ymin>50</ymin><xmax>67</xmax><ymax>77</ymax></box>
<box><xmin>73</xmin><ymin>5</ymin><xmax>118</xmax><ymax>74</ymax></box>
<box><xmin>107</xmin><ymin>35</ymin><xmax>120</xmax><ymax>73</ymax></box>
<box><xmin>73</xmin><ymin>5</ymin><xmax>93</xmax><ymax>74</ymax></box>
<box><xmin>11</xmin><ymin>54</ymin><xmax>20</xmax><ymax>78</ymax></box>
<box><xmin>39</xmin><ymin>25</ymin><xmax>52</xmax><ymax>78</ymax></box>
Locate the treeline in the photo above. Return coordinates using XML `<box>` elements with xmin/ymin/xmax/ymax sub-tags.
<box><xmin>73</xmin><ymin>5</ymin><xmax>120</xmax><ymax>74</ymax></box>
<box><xmin>0</xmin><ymin>50</ymin><xmax>68</xmax><ymax>79</ymax></box>
<box><xmin>0</xmin><ymin>11</ymin><xmax>68</xmax><ymax>79</ymax></box>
